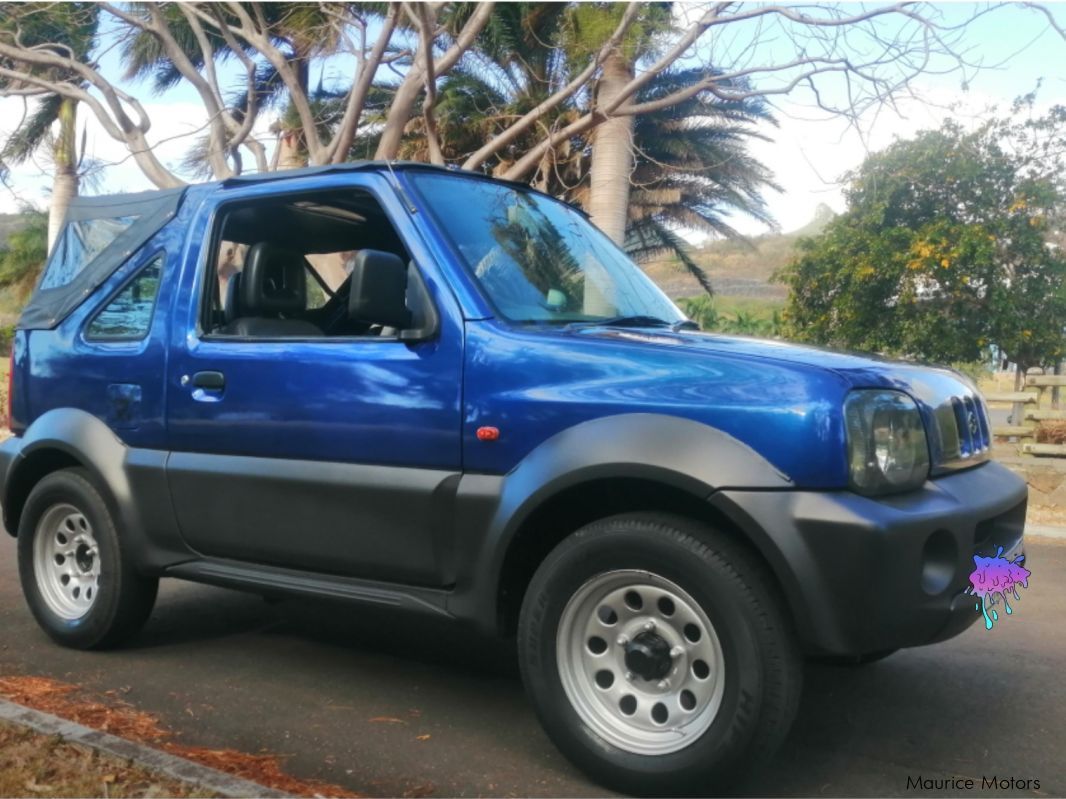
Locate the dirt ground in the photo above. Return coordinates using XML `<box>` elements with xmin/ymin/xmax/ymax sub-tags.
<box><xmin>0</xmin><ymin>720</ymin><xmax>216</xmax><ymax>799</ymax></box>
<box><xmin>0</xmin><ymin>676</ymin><xmax>361</xmax><ymax>798</ymax></box>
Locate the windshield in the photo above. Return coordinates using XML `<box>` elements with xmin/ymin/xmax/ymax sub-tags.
<box><xmin>409</xmin><ymin>173</ymin><xmax>685</xmax><ymax>325</ymax></box>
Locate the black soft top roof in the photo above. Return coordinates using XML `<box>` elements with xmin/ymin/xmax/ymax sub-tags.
<box><xmin>19</xmin><ymin>187</ymin><xmax>186</xmax><ymax>330</ymax></box>
<box><xmin>17</xmin><ymin>162</ymin><xmax>573</xmax><ymax>330</ymax></box>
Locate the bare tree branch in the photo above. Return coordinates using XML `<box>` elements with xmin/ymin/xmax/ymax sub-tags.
<box><xmin>407</xmin><ymin>2</ymin><xmax>445</xmax><ymax>165</ymax></box>
<box><xmin>375</xmin><ymin>0</ymin><xmax>495</xmax><ymax>160</ymax></box>
<box><xmin>1023</xmin><ymin>2</ymin><xmax>1066</xmax><ymax>40</ymax></box>
<box><xmin>501</xmin><ymin>2</ymin><xmax>1027</xmax><ymax>182</ymax></box>
<box><xmin>100</xmin><ymin>3</ymin><xmax>233</xmax><ymax>178</ymax></box>
<box><xmin>0</xmin><ymin>30</ymin><xmax>184</xmax><ymax>187</ymax></box>
<box><xmin>218</xmin><ymin>0</ymin><xmax>326</xmax><ymax>163</ymax></box>
<box><xmin>327</xmin><ymin>3</ymin><xmax>400</xmax><ymax>163</ymax></box>
<box><xmin>461</xmin><ymin>2</ymin><xmax>641</xmax><ymax>173</ymax></box>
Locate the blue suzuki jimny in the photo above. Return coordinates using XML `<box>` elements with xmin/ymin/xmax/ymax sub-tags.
<box><xmin>1</xmin><ymin>163</ymin><xmax>1027</xmax><ymax>794</ymax></box>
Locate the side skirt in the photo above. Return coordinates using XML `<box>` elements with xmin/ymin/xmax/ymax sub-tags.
<box><xmin>165</xmin><ymin>558</ymin><xmax>454</xmax><ymax>620</ymax></box>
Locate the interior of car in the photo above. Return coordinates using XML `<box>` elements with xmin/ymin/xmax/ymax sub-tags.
<box><xmin>202</xmin><ymin>190</ymin><xmax>435</xmax><ymax>340</ymax></box>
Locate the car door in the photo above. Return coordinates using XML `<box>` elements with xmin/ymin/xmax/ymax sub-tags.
<box><xmin>164</xmin><ymin>174</ymin><xmax>464</xmax><ymax>586</ymax></box>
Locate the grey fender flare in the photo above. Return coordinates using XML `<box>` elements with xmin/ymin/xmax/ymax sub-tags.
<box><xmin>0</xmin><ymin>409</ymin><xmax>186</xmax><ymax>569</ymax></box>
<box><xmin>448</xmin><ymin>413</ymin><xmax>793</xmax><ymax>631</ymax></box>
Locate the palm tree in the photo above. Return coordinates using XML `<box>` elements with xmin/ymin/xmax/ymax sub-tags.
<box><xmin>0</xmin><ymin>3</ymin><xmax>98</xmax><ymax>250</ymax></box>
<box><xmin>563</xmin><ymin>3</ymin><xmax>672</xmax><ymax>245</ymax></box>
<box><xmin>606</xmin><ymin>68</ymin><xmax>779</xmax><ymax>294</ymax></box>
<box><xmin>1</xmin><ymin>94</ymin><xmax>81</xmax><ymax>250</ymax></box>
<box><xmin>346</xmin><ymin>4</ymin><xmax>774</xmax><ymax>295</ymax></box>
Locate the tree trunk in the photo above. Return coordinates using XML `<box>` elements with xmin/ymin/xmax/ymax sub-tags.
<box><xmin>586</xmin><ymin>52</ymin><xmax>635</xmax><ymax>245</ymax></box>
<box><xmin>48</xmin><ymin>97</ymin><xmax>80</xmax><ymax>253</ymax></box>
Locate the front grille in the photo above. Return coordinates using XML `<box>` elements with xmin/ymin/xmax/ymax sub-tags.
<box><xmin>931</xmin><ymin>393</ymin><xmax>991</xmax><ymax>473</ymax></box>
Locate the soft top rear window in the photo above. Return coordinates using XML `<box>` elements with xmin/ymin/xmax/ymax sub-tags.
<box><xmin>40</xmin><ymin>215</ymin><xmax>139</xmax><ymax>289</ymax></box>
<box><xmin>18</xmin><ymin>187</ymin><xmax>184</xmax><ymax>330</ymax></box>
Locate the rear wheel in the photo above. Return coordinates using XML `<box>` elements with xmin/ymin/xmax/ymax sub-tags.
<box><xmin>17</xmin><ymin>468</ymin><xmax>158</xmax><ymax>649</ymax></box>
<box><xmin>518</xmin><ymin>513</ymin><xmax>802</xmax><ymax>796</ymax></box>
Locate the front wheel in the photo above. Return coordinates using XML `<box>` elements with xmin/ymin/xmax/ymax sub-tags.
<box><xmin>518</xmin><ymin>513</ymin><xmax>802</xmax><ymax>796</ymax></box>
<box><xmin>17</xmin><ymin>468</ymin><xmax>158</xmax><ymax>650</ymax></box>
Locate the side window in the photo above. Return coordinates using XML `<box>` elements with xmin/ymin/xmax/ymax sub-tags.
<box><xmin>86</xmin><ymin>255</ymin><xmax>164</xmax><ymax>340</ymax></box>
<box><xmin>203</xmin><ymin>190</ymin><xmax>414</xmax><ymax>339</ymax></box>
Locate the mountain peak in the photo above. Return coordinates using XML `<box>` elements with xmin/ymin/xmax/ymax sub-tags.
<box><xmin>794</xmin><ymin>203</ymin><xmax>836</xmax><ymax>236</ymax></box>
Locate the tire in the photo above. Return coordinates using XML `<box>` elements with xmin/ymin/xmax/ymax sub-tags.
<box><xmin>17</xmin><ymin>468</ymin><xmax>158</xmax><ymax>650</ymax></box>
<box><xmin>518</xmin><ymin>513</ymin><xmax>802</xmax><ymax>796</ymax></box>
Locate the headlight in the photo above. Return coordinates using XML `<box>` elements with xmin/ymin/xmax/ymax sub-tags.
<box><xmin>844</xmin><ymin>390</ymin><xmax>930</xmax><ymax>495</ymax></box>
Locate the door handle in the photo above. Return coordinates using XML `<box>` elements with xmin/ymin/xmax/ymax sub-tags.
<box><xmin>191</xmin><ymin>371</ymin><xmax>225</xmax><ymax>390</ymax></box>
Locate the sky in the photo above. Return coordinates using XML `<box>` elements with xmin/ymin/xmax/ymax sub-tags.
<box><xmin>1</xmin><ymin>2</ymin><xmax>1064</xmax><ymax>236</ymax></box>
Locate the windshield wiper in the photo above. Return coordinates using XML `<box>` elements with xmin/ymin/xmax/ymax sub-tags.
<box><xmin>671</xmin><ymin>319</ymin><xmax>700</xmax><ymax>332</ymax></box>
<box><xmin>566</xmin><ymin>315</ymin><xmax>672</xmax><ymax>330</ymax></box>
<box><xmin>566</xmin><ymin>315</ymin><xmax>699</xmax><ymax>332</ymax></box>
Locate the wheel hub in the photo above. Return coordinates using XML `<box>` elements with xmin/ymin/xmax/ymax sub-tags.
<box><xmin>74</xmin><ymin>542</ymin><xmax>95</xmax><ymax>573</ymax></box>
<box><xmin>624</xmin><ymin>631</ymin><xmax>673</xmax><ymax>681</ymax></box>
<box><xmin>556</xmin><ymin>570</ymin><xmax>726</xmax><ymax>756</ymax></box>
<box><xmin>33</xmin><ymin>504</ymin><xmax>101</xmax><ymax>621</ymax></box>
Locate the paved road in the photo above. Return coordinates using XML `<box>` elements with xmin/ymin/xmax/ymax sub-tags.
<box><xmin>1</xmin><ymin>532</ymin><xmax>1063</xmax><ymax>797</ymax></box>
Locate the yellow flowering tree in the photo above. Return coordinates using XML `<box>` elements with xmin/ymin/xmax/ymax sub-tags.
<box><xmin>779</xmin><ymin>104</ymin><xmax>1066</xmax><ymax>373</ymax></box>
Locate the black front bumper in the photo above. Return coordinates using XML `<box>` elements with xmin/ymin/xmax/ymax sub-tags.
<box><xmin>712</xmin><ymin>461</ymin><xmax>1027</xmax><ymax>656</ymax></box>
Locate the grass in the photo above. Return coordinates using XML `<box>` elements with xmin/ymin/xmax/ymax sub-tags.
<box><xmin>696</xmin><ymin>295</ymin><xmax>784</xmax><ymax>318</ymax></box>
<box><xmin>0</xmin><ymin>720</ymin><xmax>217</xmax><ymax>799</ymax></box>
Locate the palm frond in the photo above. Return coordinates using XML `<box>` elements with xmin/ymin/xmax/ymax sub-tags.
<box><xmin>626</xmin><ymin>217</ymin><xmax>714</xmax><ymax>295</ymax></box>
<box><xmin>0</xmin><ymin>93</ymin><xmax>63</xmax><ymax>166</ymax></box>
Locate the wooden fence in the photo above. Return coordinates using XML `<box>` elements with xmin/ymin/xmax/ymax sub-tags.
<box><xmin>988</xmin><ymin>374</ymin><xmax>1066</xmax><ymax>456</ymax></box>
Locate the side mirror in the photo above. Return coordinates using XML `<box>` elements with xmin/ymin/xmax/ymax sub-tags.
<box><xmin>348</xmin><ymin>250</ymin><xmax>411</xmax><ymax>330</ymax></box>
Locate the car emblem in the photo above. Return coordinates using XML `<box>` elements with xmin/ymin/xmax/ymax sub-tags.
<box><xmin>968</xmin><ymin>411</ymin><xmax>979</xmax><ymax>437</ymax></box>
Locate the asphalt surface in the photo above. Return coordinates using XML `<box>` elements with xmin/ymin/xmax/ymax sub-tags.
<box><xmin>1</xmin><ymin>532</ymin><xmax>1063</xmax><ymax>798</ymax></box>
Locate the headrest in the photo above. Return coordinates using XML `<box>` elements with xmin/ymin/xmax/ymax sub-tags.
<box><xmin>241</xmin><ymin>242</ymin><xmax>307</xmax><ymax>315</ymax></box>
<box><xmin>348</xmin><ymin>249</ymin><xmax>411</xmax><ymax>329</ymax></box>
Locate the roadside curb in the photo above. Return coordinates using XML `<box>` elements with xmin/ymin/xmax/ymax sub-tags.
<box><xmin>1026</xmin><ymin>524</ymin><xmax>1066</xmax><ymax>540</ymax></box>
<box><xmin>0</xmin><ymin>698</ymin><xmax>288</xmax><ymax>798</ymax></box>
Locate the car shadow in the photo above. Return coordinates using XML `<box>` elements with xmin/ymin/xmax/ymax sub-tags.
<box><xmin>125</xmin><ymin>583</ymin><xmax>1042</xmax><ymax>797</ymax></box>
<box><xmin>132</xmin><ymin>579</ymin><xmax>520</xmax><ymax>678</ymax></box>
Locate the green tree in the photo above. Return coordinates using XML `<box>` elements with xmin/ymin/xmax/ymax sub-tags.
<box><xmin>0</xmin><ymin>209</ymin><xmax>48</xmax><ymax>296</ymax></box>
<box><xmin>779</xmin><ymin>107</ymin><xmax>1066</xmax><ymax>374</ymax></box>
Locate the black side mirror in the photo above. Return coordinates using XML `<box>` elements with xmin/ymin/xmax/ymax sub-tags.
<box><xmin>348</xmin><ymin>250</ymin><xmax>411</xmax><ymax>330</ymax></box>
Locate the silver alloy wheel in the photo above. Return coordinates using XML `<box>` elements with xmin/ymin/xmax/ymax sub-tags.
<box><xmin>557</xmin><ymin>569</ymin><xmax>726</xmax><ymax>756</ymax></box>
<box><xmin>33</xmin><ymin>503</ymin><xmax>100</xmax><ymax>620</ymax></box>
